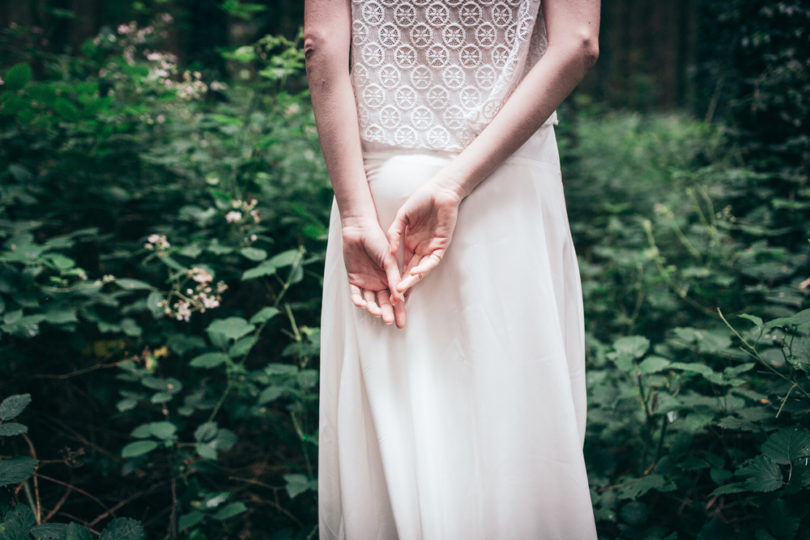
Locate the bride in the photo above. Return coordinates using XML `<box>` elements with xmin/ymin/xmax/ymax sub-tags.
<box><xmin>305</xmin><ymin>0</ymin><xmax>601</xmax><ymax>537</ymax></box>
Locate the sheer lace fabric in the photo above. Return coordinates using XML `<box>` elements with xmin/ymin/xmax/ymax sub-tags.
<box><xmin>350</xmin><ymin>0</ymin><xmax>557</xmax><ymax>153</ymax></box>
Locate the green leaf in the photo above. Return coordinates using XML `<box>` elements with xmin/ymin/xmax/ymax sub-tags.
<box><xmin>30</xmin><ymin>523</ymin><xmax>66</xmax><ymax>539</ymax></box>
<box><xmin>269</xmin><ymin>249</ymin><xmax>300</xmax><ymax>268</ymax></box>
<box><xmin>65</xmin><ymin>522</ymin><xmax>94</xmax><ymax>540</ymax></box>
<box><xmin>737</xmin><ymin>455</ymin><xmax>783</xmax><ymax>492</ymax></box>
<box><xmin>206</xmin><ymin>317</ymin><xmax>255</xmax><ymax>341</ymax></box>
<box><xmin>738</xmin><ymin>313</ymin><xmax>763</xmax><ymax>329</ymax></box>
<box><xmin>249</xmin><ymin>306</ymin><xmax>280</xmax><ymax>324</ymax></box>
<box><xmin>147</xmin><ymin>421</ymin><xmax>177</xmax><ymax>440</ymax></box>
<box><xmin>615</xmin><ymin>473</ymin><xmax>675</xmax><ymax>500</ymax></box>
<box><xmin>258</xmin><ymin>386</ymin><xmax>283</xmax><ymax>404</ymax></box>
<box><xmin>0</xmin><ymin>393</ymin><xmax>31</xmax><ymax>421</ymax></box>
<box><xmin>178</xmin><ymin>511</ymin><xmax>205</xmax><ymax>530</ymax></box>
<box><xmin>241</xmin><ymin>260</ymin><xmax>277</xmax><ymax>280</ymax></box>
<box><xmin>283</xmin><ymin>473</ymin><xmax>317</xmax><ymax>499</ymax></box>
<box><xmin>194</xmin><ymin>422</ymin><xmax>218</xmax><ymax>442</ymax></box>
<box><xmin>115</xmin><ymin>278</ymin><xmax>153</xmax><ymax>291</ymax></box>
<box><xmin>5</xmin><ymin>63</ymin><xmax>32</xmax><ymax>90</ymax></box>
<box><xmin>229</xmin><ymin>336</ymin><xmax>257</xmax><ymax>358</ymax></box>
<box><xmin>0</xmin><ymin>456</ymin><xmax>38</xmax><ymax>485</ymax></box>
<box><xmin>189</xmin><ymin>352</ymin><xmax>229</xmax><ymax>369</ymax></box>
<box><xmin>761</xmin><ymin>428</ymin><xmax>810</xmax><ymax>465</ymax></box>
<box><xmin>196</xmin><ymin>442</ymin><xmax>217</xmax><ymax>460</ymax></box>
<box><xmin>0</xmin><ymin>423</ymin><xmax>28</xmax><ymax>437</ymax></box>
<box><xmin>98</xmin><ymin>517</ymin><xmax>145</xmax><ymax>540</ymax></box>
<box><xmin>613</xmin><ymin>336</ymin><xmax>650</xmax><ymax>359</ymax></box>
<box><xmin>240</xmin><ymin>247</ymin><xmax>267</xmax><ymax>261</ymax></box>
<box><xmin>638</xmin><ymin>356</ymin><xmax>670</xmax><ymax>374</ymax></box>
<box><xmin>0</xmin><ymin>504</ymin><xmax>37</xmax><ymax>540</ymax></box>
<box><xmin>121</xmin><ymin>440</ymin><xmax>158</xmax><ymax>458</ymax></box>
<box><xmin>212</xmin><ymin>502</ymin><xmax>247</xmax><ymax>520</ymax></box>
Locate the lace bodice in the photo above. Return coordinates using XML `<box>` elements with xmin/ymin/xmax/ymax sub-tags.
<box><xmin>350</xmin><ymin>0</ymin><xmax>556</xmax><ymax>153</ymax></box>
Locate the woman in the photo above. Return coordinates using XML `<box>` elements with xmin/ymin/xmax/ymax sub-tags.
<box><xmin>305</xmin><ymin>1</ymin><xmax>600</xmax><ymax>538</ymax></box>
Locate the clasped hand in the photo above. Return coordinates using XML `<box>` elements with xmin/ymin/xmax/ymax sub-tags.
<box><xmin>341</xmin><ymin>179</ymin><xmax>462</xmax><ymax>329</ymax></box>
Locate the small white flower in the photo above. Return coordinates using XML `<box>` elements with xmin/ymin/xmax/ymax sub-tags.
<box><xmin>226</xmin><ymin>210</ymin><xmax>242</xmax><ymax>223</ymax></box>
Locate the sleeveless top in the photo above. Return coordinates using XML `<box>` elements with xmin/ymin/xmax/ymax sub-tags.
<box><xmin>350</xmin><ymin>0</ymin><xmax>557</xmax><ymax>154</ymax></box>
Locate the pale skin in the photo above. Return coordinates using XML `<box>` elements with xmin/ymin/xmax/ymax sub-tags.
<box><xmin>304</xmin><ymin>0</ymin><xmax>600</xmax><ymax>329</ymax></box>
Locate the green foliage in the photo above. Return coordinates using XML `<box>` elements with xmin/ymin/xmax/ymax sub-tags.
<box><xmin>558</xmin><ymin>107</ymin><xmax>810</xmax><ymax>538</ymax></box>
<box><xmin>1</xmin><ymin>12</ymin><xmax>327</xmax><ymax>538</ymax></box>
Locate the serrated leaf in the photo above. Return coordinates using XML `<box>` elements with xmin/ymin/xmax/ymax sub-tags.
<box><xmin>0</xmin><ymin>422</ymin><xmax>27</xmax><ymax>437</ymax></box>
<box><xmin>98</xmin><ymin>517</ymin><xmax>145</xmax><ymax>540</ymax></box>
<box><xmin>737</xmin><ymin>455</ymin><xmax>783</xmax><ymax>492</ymax></box>
<box><xmin>241</xmin><ymin>261</ymin><xmax>277</xmax><ymax>280</ymax></box>
<box><xmin>615</xmin><ymin>473</ymin><xmax>675</xmax><ymax>500</ymax></box>
<box><xmin>190</xmin><ymin>352</ymin><xmax>228</xmax><ymax>368</ymax></box>
<box><xmin>121</xmin><ymin>440</ymin><xmax>158</xmax><ymax>458</ymax></box>
<box><xmin>0</xmin><ymin>393</ymin><xmax>31</xmax><ymax>421</ymax></box>
<box><xmin>761</xmin><ymin>429</ymin><xmax>810</xmax><ymax>465</ymax></box>
<box><xmin>0</xmin><ymin>456</ymin><xmax>38</xmax><ymax>485</ymax></box>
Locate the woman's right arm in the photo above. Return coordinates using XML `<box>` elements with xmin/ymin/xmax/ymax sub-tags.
<box><xmin>304</xmin><ymin>0</ymin><xmax>406</xmax><ymax>327</ymax></box>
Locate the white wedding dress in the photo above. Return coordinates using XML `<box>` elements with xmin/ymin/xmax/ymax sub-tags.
<box><xmin>319</xmin><ymin>1</ymin><xmax>597</xmax><ymax>538</ymax></box>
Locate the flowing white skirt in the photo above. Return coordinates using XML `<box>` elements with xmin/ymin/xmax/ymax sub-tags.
<box><xmin>318</xmin><ymin>126</ymin><xmax>597</xmax><ymax>540</ymax></box>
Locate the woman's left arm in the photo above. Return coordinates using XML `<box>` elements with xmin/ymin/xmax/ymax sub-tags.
<box><xmin>388</xmin><ymin>0</ymin><xmax>601</xmax><ymax>293</ymax></box>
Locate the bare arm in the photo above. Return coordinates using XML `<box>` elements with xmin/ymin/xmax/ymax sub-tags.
<box><xmin>435</xmin><ymin>0</ymin><xmax>601</xmax><ymax>199</ymax></box>
<box><xmin>388</xmin><ymin>0</ymin><xmax>600</xmax><ymax>293</ymax></box>
<box><xmin>303</xmin><ymin>0</ymin><xmax>375</xmax><ymax>225</ymax></box>
<box><xmin>304</xmin><ymin>0</ymin><xmax>406</xmax><ymax>326</ymax></box>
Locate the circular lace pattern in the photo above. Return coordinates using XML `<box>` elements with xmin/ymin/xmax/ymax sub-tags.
<box><xmin>351</xmin><ymin>0</ymin><xmax>554</xmax><ymax>152</ymax></box>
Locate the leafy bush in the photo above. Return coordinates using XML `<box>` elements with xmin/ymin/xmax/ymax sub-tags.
<box><xmin>559</xmin><ymin>109</ymin><xmax>810</xmax><ymax>539</ymax></box>
<box><xmin>1</xmin><ymin>14</ymin><xmax>329</xmax><ymax>538</ymax></box>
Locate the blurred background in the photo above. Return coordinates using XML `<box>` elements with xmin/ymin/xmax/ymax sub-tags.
<box><xmin>0</xmin><ymin>1</ymin><xmax>808</xmax><ymax>539</ymax></box>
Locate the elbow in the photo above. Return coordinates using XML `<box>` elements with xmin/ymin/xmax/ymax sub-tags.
<box><xmin>303</xmin><ymin>28</ymin><xmax>325</xmax><ymax>72</ymax></box>
<box><xmin>578</xmin><ymin>29</ymin><xmax>600</xmax><ymax>71</ymax></box>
